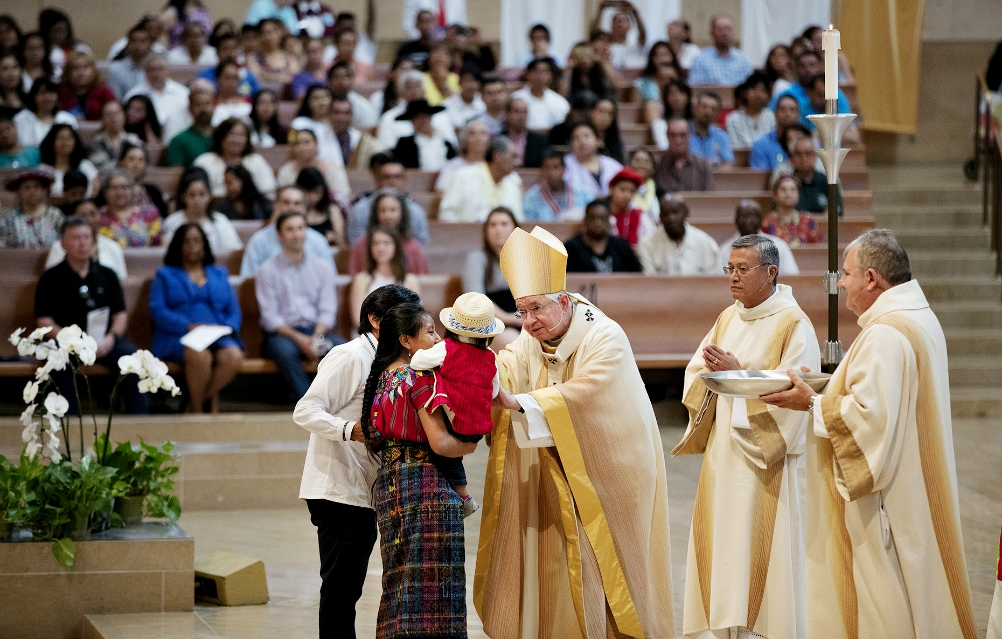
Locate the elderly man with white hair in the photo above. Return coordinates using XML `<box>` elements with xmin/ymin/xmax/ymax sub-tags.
<box><xmin>674</xmin><ymin>233</ymin><xmax>820</xmax><ymax>639</ymax></box>
<box><xmin>762</xmin><ymin>229</ymin><xmax>977</xmax><ymax>639</ymax></box>
<box><xmin>478</xmin><ymin>226</ymin><xmax>675</xmax><ymax>638</ymax></box>
<box><xmin>123</xmin><ymin>52</ymin><xmax>190</xmax><ymax>128</ymax></box>
<box><xmin>375</xmin><ymin>69</ymin><xmax>458</xmax><ymax>150</ymax></box>
<box><xmin>438</xmin><ymin>136</ymin><xmax>523</xmax><ymax>222</ymax></box>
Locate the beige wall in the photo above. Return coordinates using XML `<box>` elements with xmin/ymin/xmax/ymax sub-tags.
<box><xmin>922</xmin><ymin>0</ymin><xmax>1002</xmax><ymax>41</ymax></box>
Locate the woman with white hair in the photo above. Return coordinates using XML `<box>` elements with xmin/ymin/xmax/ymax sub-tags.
<box><xmin>434</xmin><ymin>118</ymin><xmax>490</xmax><ymax>192</ymax></box>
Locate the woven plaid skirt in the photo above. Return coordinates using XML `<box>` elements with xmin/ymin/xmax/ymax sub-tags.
<box><xmin>375</xmin><ymin>444</ymin><xmax>467</xmax><ymax>638</ymax></box>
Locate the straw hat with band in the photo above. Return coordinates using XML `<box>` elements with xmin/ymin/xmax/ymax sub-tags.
<box><xmin>440</xmin><ymin>292</ymin><xmax>505</xmax><ymax>338</ymax></box>
<box><xmin>5</xmin><ymin>169</ymin><xmax>54</xmax><ymax>192</ymax></box>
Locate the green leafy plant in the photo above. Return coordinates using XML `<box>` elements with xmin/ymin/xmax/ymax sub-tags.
<box><xmin>98</xmin><ymin>437</ymin><xmax>181</xmax><ymax>522</ymax></box>
<box><xmin>0</xmin><ymin>455</ymin><xmax>20</xmax><ymax>526</ymax></box>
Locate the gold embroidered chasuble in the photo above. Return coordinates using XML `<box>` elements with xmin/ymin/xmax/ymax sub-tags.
<box><xmin>474</xmin><ymin>299</ymin><xmax>675</xmax><ymax>639</ymax></box>
<box><xmin>807</xmin><ymin>280</ymin><xmax>976</xmax><ymax>639</ymax></box>
<box><xmin>674</xmin><ymin>284</ymin><xmax>820</xmax><ymax>639</ymax></box>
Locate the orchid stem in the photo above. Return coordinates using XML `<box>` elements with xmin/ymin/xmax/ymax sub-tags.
<box><xmin>101</xmin><ymin>377</ymin><xmax>122</xmax><ymax>463</ymax></box>
<box><xmin>71</xmin><ymin>369</ymin><xmax>85</xmax><ymax>460</ymax></box>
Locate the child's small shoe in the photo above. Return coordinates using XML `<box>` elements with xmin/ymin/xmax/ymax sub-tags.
<box><xmin>462</xmin><ymin>496</ymin><xmax>480</xmax><ymax>518</ymax></box>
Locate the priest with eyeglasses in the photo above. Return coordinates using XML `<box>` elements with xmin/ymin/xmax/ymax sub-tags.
<box><xmin>674</xmin><ymin>234</ymin><xmax>820</xmax><ymax>639</ymax></box>
<box><xmin>476</xmin><ymin>226</ymin><xmax>675</xmax><ymax>639</ymax></box>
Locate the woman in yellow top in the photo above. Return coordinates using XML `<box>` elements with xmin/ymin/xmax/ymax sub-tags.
<box><xmin>421</xmin><ymin>42</ymin><xmax>459</xmax><ymax>106</ymax></box>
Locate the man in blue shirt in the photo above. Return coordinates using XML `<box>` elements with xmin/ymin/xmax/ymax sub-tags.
<box><xmin>688</xmin><ymin>15</ymin><xmax>752</xmax><ymax>85</ymax></box>
<box><xmin>688</xmin><ymin>92</ymin><xmax>733</xmax><ymax>166</ymax></box>
<box><xmin>769</xmin><ymin>51</ymin><xmax>851</xmax><ymax>129</ymax></box>
<box><xmin>196</xmin><ymin>35</ymin><xmax>260</xmax><ymax>99</ymax></box>
<box><xmin>749</xmin><ymin>94</ymin><xmax>800</xmax><ymax>170</ymax></box>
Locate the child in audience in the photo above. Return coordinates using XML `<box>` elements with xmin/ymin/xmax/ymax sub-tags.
<box><xmin>410</xmin><ymin>292</ymin><xmax>508</xmax><ymax>518</ymax></box>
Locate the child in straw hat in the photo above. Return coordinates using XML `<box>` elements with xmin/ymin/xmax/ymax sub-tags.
<box><xmin>411</xmin><ymin>292</ymin><xmax>509</xmax><ymax>518</ymax></box>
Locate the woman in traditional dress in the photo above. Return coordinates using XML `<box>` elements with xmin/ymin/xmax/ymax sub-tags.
<box><xmin>762</xmin><ymin>174</ymin><xmax>823</xmax><ymax>246</ymax></box>
<box><xmin>359</xmin><ymin>301</ymin><xmax>475</xmax><ymax>638</ymax></box>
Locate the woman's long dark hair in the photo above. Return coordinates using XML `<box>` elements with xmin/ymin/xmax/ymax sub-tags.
<box><xmin>164</xmin><ymin>222</ymin><xmax>215</xmax><ymax>267</ymax></box>
<box><xmin>366</xmin><ymin>226</ymin><xmax>407</xmax><ymax>282</ymax></box>
<box><xmin>594</xmin><ymin>98</ymin><xmax>624</xmax><ymax>163</ymax></box>
<box><xmin>250</xmin><ymin>89</ymin><xmax>284</xmax><ymax>141</ymax></box>
<box><xmin>39</xmin><ymin>9</ymin><xmax>75</xmax><ymax>50</ymax></box>
<box><xmin>39</xmin><ymin>122</ymin><xmax>85</xmax><ymax>166</ymax></box>
<box><xmin>19</xmin><ymin>32</ymin><xmax>53</xmax><ymax>79</ymax></box>
<box><xmin>662</xmin><ymin>79</ymin><xmax>692</xmax><ymax>121</ymax></box>
<box><xmin>123</xmin><ymin>94</ymin><xmax>163</xmax><ymax>142</ymax></box>
<box><xmin>296</xmin><ymin>166</ymin><xmax>333</xmax><ymax>212</ymax></box>
<box><xmin>640</xmin><ymin>41</ymin><xmax>679</xmax><ymax>80</ymax></box>
<box><xmin>359</xmin><ymin>301</ymin><xmax>431</xmax><ymax>448</ymax></box>
<box><xmin>26</xmin><ymin>76</ymin><xmax>58</xmax><ymax>116</ymax></box>
<box><xmin>174</xmin><ymin>166</ymin><xmax>212</xmax><ymax>216</ymax></box>
<box><xmin>224</xmin><ymin>164</ymin><xmax>266</xmax><ymax>217</ymax></box>
<box><xmin>296</xmin><ymin>84</ymin><xmax>332</xmax><ymax>119</ymax></box>
<box><xmin>367</xmin><ymin>189</ymin><xmax>413</xmax><ymax>241</ymax></box>
<box><xmin>482</xmin><ymin>206</ymin><xmax>519</xmax><ymax>291</ymax></box>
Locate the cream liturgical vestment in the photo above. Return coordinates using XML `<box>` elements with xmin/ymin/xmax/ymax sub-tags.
<box><xmin>675</xmin><ymin>284</ymin><xmax>820</xmax><ymax>639</ymax></box>
<box><xmin>474</xmin><ymin>227</ymin><xmax>675</xmax><ymax>639</ymax></box>
<box><xmin>808</xmin><ymin>280</ymin><xmax>977</xmax><ymax>639</ymax></box>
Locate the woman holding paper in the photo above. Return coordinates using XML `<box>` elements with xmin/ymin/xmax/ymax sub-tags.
<box><xmin>149</xmin><ymin>223</ymin><xmax>243</xmax><ymax>413</ymax></box>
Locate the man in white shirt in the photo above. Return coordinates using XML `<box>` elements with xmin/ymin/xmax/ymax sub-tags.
<box><xmin>720</xmin><ymin>200</ymin><xmax>799</xmax><ymax>275</ymax></box>
<box><xmin>294</xmin><ymin>284</ymin><xmax>420</xmax><ymax>639</ymax></box>
<box><xmin>124</xmin><ymin>53</ymin><xmax>190</xmax><ymax>128</ymax></box>
<box><xmin>376</xmin><ymin>69</ymin><xmax>458</xmax><ymax>150</ymax></box>
<box><xmin>402</xmin><ymin>0</ymin><xmax>466</xmax><ymax>39</ymax></box>
<box><xmin>46</xmin><ymin>200</ymin><xmax>127</xmax><ymax>280</ymax></box>
<box><xmin>636</xmin><ymin>195</ymin><xmax>721</xmax><ymax>275</ymax></box>
<box><xmin>443</xmin><ymin>66</ymin><xmax>486</xmax><ymax>129</ymax></box>
<box><xmin>166</xmin><ymin>21</ymin><xmax>218</xmax><ymax>66</ymax></box>
<box><xmin>326</xmin><ymin>62</ymin><xmax>378</xmax><ymax>129</ymax></box>
<box><xmin>510</xmin><ymin>59</ymin><xmax>570</xmax><ymax>132</ymax></box>
<box><xmin>438</xmin><ymin>136</ymin><xmax>524</xmax><ymax>222</ymax></box>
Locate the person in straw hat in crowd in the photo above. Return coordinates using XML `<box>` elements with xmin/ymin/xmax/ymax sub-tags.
<box><xmin>411</xmin><ymin>291</ymin><xmax>510</xmax><ymax>518</ymax></box>
<box><xmin>478</xmin><ymin>226</ymin><xmax>675</xmax><ymax>638</ymax></box>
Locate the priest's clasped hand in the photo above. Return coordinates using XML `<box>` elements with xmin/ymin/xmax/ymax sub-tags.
<box><xmin>759</xmin><ymin>367</ymin><xmax>816</xmax><ymax>411</ymax></box>
<box><xmin>702</xmin><ymin>345</ymin><xmax>740</xmax><ymax>371</ymax></box>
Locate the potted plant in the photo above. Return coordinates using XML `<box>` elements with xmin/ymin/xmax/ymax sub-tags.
<box><xmin>99</xmin><ymin>437</ymin><xmax>181</xmax><ymax>526</ymax></box>
<box><xmin>0</xmin><ymin>455</ymin><xmax>19</xmax><ymax>540</ymax></box>
<box><xmin>5</xmin><ymin>326</ymin><xmax>181</xmax><ymax>567</ymax></box>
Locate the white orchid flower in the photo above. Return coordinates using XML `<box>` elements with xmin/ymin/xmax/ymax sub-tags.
<box><xmin>44</xmin><ymin>393</ymin><xmax>69</xmax><ymax>418</ymax></box>
<box><xmin>25</xmin><ymin>439</ymin><xmax>42</xmax><ymax>461</ymax></box>
<box><xmin>137</xmin><ymin>378</ymin><xmax>154</xmax><ymax>394</ymax></box>
<box><xmin>34</xmin><ymin>365</ymin><xmax>51</xmax><ymax>382</ymax></box>
<box><xmin>32</xmin><ymin>341</ymin><xmax>51</xmax><ymax>360</ymax></box>
<box><xmin>45</xmin><ymin>413</ymin><xmax>61</xmax><ymax>433</ymax></box>
<box><xmin>9</xmin><ymin>327</ymin><xmax>24</xmax><ymax>346</ymax></box>
<box><xmin>20</xmin><ymin>403</ymin><xmax>36</xmax><ymax>426</ymax></box>
<box><xmin>45</xmin><ymin>348</ymin><xmax>69</xmax><ymax>373</ymax></box>
<box><xmin>118</xmin><ymin>354</ymin><xmax>141</xmax><ymax>375</ymax></box>
<box><xmin>27</xmin><ymin>326</ymin><xmax>52</xmax><ymax>341</ymax></box>
<box><xmin>44</xmin><ymin>433</ymin><xmax>61</xmax><ymax>463</ymax></box>
<box><xmin>21</xmin><ymin>420</ymin><xmax>38</xmax><ymax>443</ymax></box>
<box><xmin>23</xmin><ymin>380</ymin><xmax>39</xmax><ymax>404</ymax></box>
<box><xmin>56</xmin><ymin>325</ymin><xmax>83</xmax><ymax>349</ymax></box>
<box><xmin>16</xmin><ymin>338</ymin><xmax>35</xmax><ymax>357</ymax></box>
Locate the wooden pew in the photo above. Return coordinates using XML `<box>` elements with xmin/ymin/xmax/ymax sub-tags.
<box><xmin>0</xmin><ymin>274</ymin><xmax>861</xmax><ymax>373</ymax></box>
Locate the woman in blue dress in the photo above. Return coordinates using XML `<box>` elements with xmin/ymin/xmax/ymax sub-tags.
<box><xmin>149</xmin><ymin>222</ymin><xmax>243</xmax><ymax>413</ymax></box>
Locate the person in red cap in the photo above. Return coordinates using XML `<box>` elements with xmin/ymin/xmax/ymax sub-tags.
<box><xmin>0</xmin><ymin>169</ymin><xmax>63</xmax><ymax>248</ymax></box>
<box><xmin>607</xmin><ymin>167</ymin><xmax>652</xmax><ymax>246</ymax></box>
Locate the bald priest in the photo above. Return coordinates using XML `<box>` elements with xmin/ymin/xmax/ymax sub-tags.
<box><xmin>762</xmin><ymin>229</ymin><xmax>977</xmax><ymax>639</ymax></box>
<box><xmin>476</xmin><ymin>227</ymin><xmax>675</xmax><ymax>639</ymax></box>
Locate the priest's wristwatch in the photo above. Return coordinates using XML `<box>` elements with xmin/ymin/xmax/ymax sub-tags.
<box><xmin>809</xmin><ymin>394</ymin><xmax>822</xmax><ymax>414</ymax></box>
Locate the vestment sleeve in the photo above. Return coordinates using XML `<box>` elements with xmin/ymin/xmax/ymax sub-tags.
<box><xmin>820</xmin><ymin>325</ymin><xmax>914</xmax><ymax>500</ymax></box>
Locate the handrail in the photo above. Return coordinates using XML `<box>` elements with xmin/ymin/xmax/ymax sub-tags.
<box><xmin>977</xmin><ymin>74</ymin><xmax>1002</xmax><ymax>282</ymax></box>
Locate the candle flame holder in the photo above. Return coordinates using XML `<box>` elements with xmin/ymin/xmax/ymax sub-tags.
<box><xmin>808</xmin><ymin>105</ymin><xmax>857</xmax><ymax>369</ymax></box>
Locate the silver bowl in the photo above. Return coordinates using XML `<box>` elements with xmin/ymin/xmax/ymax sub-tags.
<box><xmin>699</xmin><ymin>370</ymin><xmax>832</xmax><ymax>399</ymax></box>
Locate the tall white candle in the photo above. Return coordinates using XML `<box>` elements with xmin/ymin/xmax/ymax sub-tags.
<box><xmin>821</xmin><ymin>26</ymin><xmax>840</xmax><ymax>100</ymax></box>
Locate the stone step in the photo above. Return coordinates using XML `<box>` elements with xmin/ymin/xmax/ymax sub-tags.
<box><xmin>909</xmin><ymin>251</ymin><xmax>996</xmax><ymax>276</ymax></box>
<box><xmin>951</xmin><ymin>386</ymin><xmax>1002</xmax><ymax>418</ymax></box>
<box><xmin>931</xmin><ymin>301</ymin><xmax>1002</xmax><ymax>329</ymax></box>
<box><xmin>949</xmin><ymin>356</ymin><xmax>1002</xmax><ymax>386</ymax></box>
<box><xmin>875</xmin><ymin>206</ymin><xmax>984</xmax><ymax>227</ymax></box>
<box><xmin>919</xmin><ymin>277</ymin><xmax>1002</xmax><ymax>301</ymax></box>
<box><xmin>945</xmin><ymin>329</ymin><xmax>1002</xmax><ymax>356</ymax></box>
<box><xmin>893</xmin><ymin>227</ymin><xmax>989</xmax><ymax>250</ymax></box>
<box><xmin>872</xmin><ymin>187</ymin><xmax>982</xmax><ymax>206</ymax></box>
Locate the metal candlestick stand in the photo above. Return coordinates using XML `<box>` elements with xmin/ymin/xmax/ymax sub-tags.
<box><xmin>808</xmin><ymin>100</ymin><xmax>856</xmax><ymax>372</ymax></box>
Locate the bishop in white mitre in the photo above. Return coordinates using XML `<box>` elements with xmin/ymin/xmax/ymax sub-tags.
<box><xmin>762</xmin><ymin>229</ymin><xmax>977</xmax><ymax>639</ymax></box>
<box><xmin>674</xmin><ymin>234</ymin><xmax>819</xmax><ymax>639</ymax></box>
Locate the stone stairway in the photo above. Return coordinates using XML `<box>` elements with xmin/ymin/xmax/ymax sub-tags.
<box><xmin>870</xmin><ymin>166</ymin><xmax>1002</xmax><ymax>417</ymax></box>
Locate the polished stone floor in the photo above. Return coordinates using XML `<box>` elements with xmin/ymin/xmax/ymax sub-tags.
<box><xmin>85</xmin><ymin>401</ymin><xmax>1001</xmax><ymax>638</ymax></box>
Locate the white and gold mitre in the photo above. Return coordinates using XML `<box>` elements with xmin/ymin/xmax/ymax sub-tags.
<box><xmin>500</xmin><ymin>226</ymin><xmax>567</xmax><ymax>299</ymax></box>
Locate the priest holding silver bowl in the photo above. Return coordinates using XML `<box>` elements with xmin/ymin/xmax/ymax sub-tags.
<box><xmin>671</xmin><ymin>234</ymin><xmax>822</xmax><ymax>639</ymax></box>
